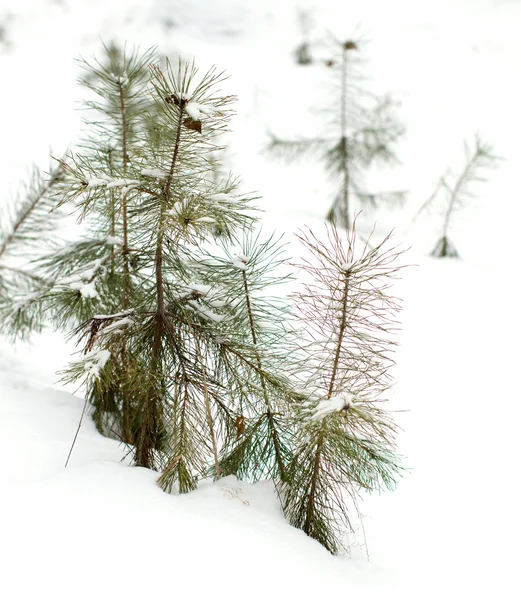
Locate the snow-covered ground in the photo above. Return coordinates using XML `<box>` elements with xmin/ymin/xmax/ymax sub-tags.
<box><xmin>1</xmin><ymin>0</ymin><xmax>520</xmax><ymax>598</ymax></box>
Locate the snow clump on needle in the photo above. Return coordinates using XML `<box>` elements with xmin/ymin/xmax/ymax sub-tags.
<box><xmin>309</xmin><ymin>393</ymin><xmax>356</xmax><ymax>421</ymax></box>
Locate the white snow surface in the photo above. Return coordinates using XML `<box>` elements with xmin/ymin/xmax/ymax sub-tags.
<box><xmin>1</xmin><ymin>0</ymin><xmax>521</xmax><ymax>598</ymax></box>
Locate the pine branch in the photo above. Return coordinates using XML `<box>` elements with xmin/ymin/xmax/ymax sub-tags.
<box><xmin>241</xmin><ymin>266</ymin><xmax>287</xmax><ymax>481</ymax></box>
<box><xmin>0</xmin><ymin>160</ymin><xmax>65</xmax><ymax>262</ymax></box>
<box><xmin>175</xmin><ymin>233</ymin><xmax>296</xmax><ymax>484</ymax></box>
<box><xmin>196</xmin><ymin>339</ymin><xmax>222</xmax><ymax>479</ymax></box>
<box><xmin>265</xmin><ymin>136</ymin><xmax>331</xmax><ymax>163</ymax></box>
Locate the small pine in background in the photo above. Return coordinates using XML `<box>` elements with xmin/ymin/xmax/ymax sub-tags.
<box><xmin>430</xmin><ymin>136</ymin><xmax>499</xmax><ymax>258</ymax></box>
<box><xmin>407</xmin><ymin>135</ymin><xmax>499</xmax><ymax>258</ymax></box>
<box><xmin>268</xmin><ymin>36</ymin><xmax>404</xmax><ymax>229</ymax></box>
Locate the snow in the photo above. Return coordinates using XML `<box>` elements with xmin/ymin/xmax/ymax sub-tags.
<box><xmin>92</xmin><ymin>308</ymin><xmax>135</xmax><ymax>320</ymax></box>
<box><xmin>85</xmin><ymin>177</ymin><xmax>108</xmax><ymax>188</ymax></box>
<box><xmin>185</xmin><ymin>102</ymin><xmax>202</xmax><ymax>121</ymax></box>
<box><xmin>71</xmin><ymin>348</ymin><xmax>111</xmax><ymax>377</ymax></box>
<box><xmin>141</xmin><ymin>168</ymin><xmax>169</xmax><ymax>179</ymax></box>
<box><xmin>67</xmin><ymin>258</ymin><xmax>105</xmax><ymax>291</ymax></box>
<box><xmin>185</xmin><ymin>100</ymin><xmax>217</xmax><ymax>121</ymax></box>
<box><xmin>208</xmin><ymin>192</ymin><xmax>230</xmax><ymax>201</ymax></box>
<box><xmin>100</xmin><ymin>316</ymin><xmax>134</xmax><ymax>335</ymax></box>
<box><xmin>231</xmin><ymin>254</ymin><xmax>249</xmax><ymax>270</ymax></box>
<box><xmin>309</xmin><ymin>393</ymin><xmax>355</xmax><ymax>421</ymax></box>
<box><xmin>1</xmin><ymin>0</ymin><xmax>521</xmax><ymax>598</ymax></box>
<box><xmin>0</xmin><ymin>360</ymin><xmax>375</xmax><ymax>597</ymax></box>
<box><xmin>187</xmin><ymin>299</ymin><xmax>225</xmax><ymax>323</ymax></box>
<box><xmin>208</xmin><ymin>192</ymin><xmax>238</xmax><ymax>203</ymax></box>
<box><xmin>166</xmin><ymin>201</ymin><xmax>186</xmax><ymax>216</ymax></box>
<box><xmin>105</xmin><ymin>235</ymin><xmax>123</xmax><ymax>246</ymax></box>
<box><xmin>69</xmin><ymin>280</ymin><xmax>98</xmax><ymax>299</ymax></box>
<box><xmin>105</xmin><ymin>178</ymin><xmax>140</xmax><ymax>189</ymax></box>
<box><xmin>84</xmin><ymin>177</ymin><xmax>140</xmax><ymax>189</ymax></box>
<box><xmin>208</xmin><ymin>298</ymin><xmax>227</xmax><ymax>308</ymax></box>
<box><xmin>183</xmin><ymin>283</ymin><xmax>212</xmax><ymax>297</ymax></box>
<box><xmin>191</xmin><ymin>101</ymin><xmax>217</xmax><ymax>117</ymax></box>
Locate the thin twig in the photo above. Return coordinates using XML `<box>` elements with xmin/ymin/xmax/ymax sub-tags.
<box><xmin>64</xmin><ymin>395</ymin><xmax>89</xmax><ymax>468</ymax></box>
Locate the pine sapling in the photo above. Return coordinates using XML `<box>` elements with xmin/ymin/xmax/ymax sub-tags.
<box><xmin>429</xmin><ymin>136</ymin><xmax>499</xmax><ymax>258</ymax></box>
<box><xmin>57</xmin><ymin>52</ymin><xmax>294</xmax><ymax>495</ymax></box>
<box><xmin>283</xmin><ymin>223</ymin><xmax>405</xmax><ymax>553</ymax></box>
<box><xmin>268</xmin><ymin>37</ymin><xmax>403</xmax><ymax>228</ymax></box>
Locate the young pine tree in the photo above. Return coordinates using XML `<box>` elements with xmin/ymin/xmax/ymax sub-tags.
<box><xmin>42</xmin><ymin>49</ymin><xmax>297</xmax><ymax>495</ymax></box>
<box><xmin>268</xmin><ymin>37</ymin><xmax>403</xmax><ymax>229</ymax></box>
<box><xmin>283</xmin><ymin>223</ymin><xmax>405</xmax><ymax>553</ymax></box>
<box><xmin>429</xmin><ymin>137</ymin><xmax>498</xmax><ymax>258</ymax></box>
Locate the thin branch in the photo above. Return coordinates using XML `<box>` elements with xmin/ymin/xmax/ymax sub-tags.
<box><xmin>64</xmin><ymin>395</ymin><xmax>89</xmax><ymax>468</ymax></box>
